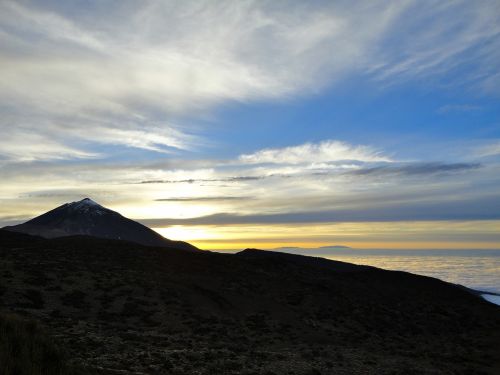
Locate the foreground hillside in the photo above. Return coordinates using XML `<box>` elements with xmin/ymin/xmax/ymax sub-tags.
<box><xmin>0</xmin><ymin>230</ymin><xmax>499</xmax><ymax>374</ymax></box>
<box><xmin>0</xmin><ymin>311</ymin><xmax>86</xmax><ymax>375</ymax></box>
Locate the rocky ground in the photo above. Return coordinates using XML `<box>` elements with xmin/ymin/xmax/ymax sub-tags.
<box><xmin>1</xmin><ymin>230</ymin><xmax>499</xmax><ymax>374</ymax></box>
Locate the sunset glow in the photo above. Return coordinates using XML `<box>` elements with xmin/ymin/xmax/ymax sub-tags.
<box><xmin>152</xmin><ymin>221</ymin><xmax>500</xmax><ymax>250</ymax></box>
<box><xmin>0</xmin><ymin>0</ymin><xmax>499</xmax><ymax>251</ymax></box>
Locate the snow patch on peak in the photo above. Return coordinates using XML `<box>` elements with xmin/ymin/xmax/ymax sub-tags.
<box><xmin>68</xmin><ymin>198</ymin><xmax>107</xmax><ymax>215</ymax></box>
<box><xmin>78</xmin><ymin>198</ymin><xmax>100</xmax><ymax>206</ymax></box>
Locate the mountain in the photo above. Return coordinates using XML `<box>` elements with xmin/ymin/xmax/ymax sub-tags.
<box><xmin>2</xmin><ymin>198</ymin><xmax>197</xmax><ymax>251</ymax></box>
<box><xmin>0</xmin><ymin>230</ymin><xmax>499</xmax><ymax>374</ymax></box>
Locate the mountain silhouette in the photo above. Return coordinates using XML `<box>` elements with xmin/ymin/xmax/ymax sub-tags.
<box><xmin>2</xmin><ymin>198</ymin><xmax>197</xmax><ymax>251</ymax></box>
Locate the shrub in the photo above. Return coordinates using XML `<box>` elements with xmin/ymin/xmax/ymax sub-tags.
<box><xmin>0</xmin><ymin>312</ymin><xmax>86</xmax><ymax>375</ymax></box>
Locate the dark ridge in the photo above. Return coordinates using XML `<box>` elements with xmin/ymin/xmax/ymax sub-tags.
<box><xmin>237</xmin><ymin>248</ymin><xmax>370</xmax><ymax>272</ymax></box>
<box><xmin>0</xmin><ymin>229</ymin><xmax>45</xmax><ymax>247</ymax></box>
<box><xmin>0</xmin><ymin>233</ymin><xmax>498</xmax><ymax>374</ymax></box>
<box><xmin>0</xmin><ymin>311</ymin><xmax>86</xmax><ymax>375</ymax></box>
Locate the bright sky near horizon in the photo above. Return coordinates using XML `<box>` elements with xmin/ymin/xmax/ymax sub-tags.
<box><xmin>1</xmin><ymin>0</ymin><xmax>500</xmax><ymax>249</ymax></box>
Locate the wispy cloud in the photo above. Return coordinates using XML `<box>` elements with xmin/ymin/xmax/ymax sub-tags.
<box><xmin>1</xmin><ymin>138</ymin><xmax>498</xmax><ymax>228</ymax></box>
<box><xmin>137</xmin><ymin>161</ymin><xmax>480</xmax><ymax>186</ymax></box>
<box><xmin>1</xmin><ymin>1</ymin><xmax>499</xmax><ymax>162</ymax></box>
<box><xmin>140</xmin><ymin>176</ymin><xmax>265</xmax><ymax>185</ymax></box>
<box><xmin>155</xmin><ymin>196</ymin><xmax>252</xmax><ymax>202</ymax></box>
<box><xmin>239</xmin><ymin>140</ymin><xmax>391</xmax><ymax>164</ymax></box>
<box><xmin>141</xmin><ymin>194</ymin><xmax>500</xmax><ymax>226</ymax></box>
<box><xmin>367</xmin><ymin>1</ymin><xmax>500</xmax><ymax>90</ymax></box>
<box><xmin>474</xmin><ymin>141</ymin><xmax>500</xmax><ymax>158</ymax></box>
<box><xmin>141</xmin><ymin>195</ymin><xmax>500</xmax><ymax>227</ymax></box>
<box><xmin>0</xmin><ymin>131</ymin><xmax>99</xmax><ymax>162</ymax></box>
<box><xmin>347</xmin><ymin>162</ymin><xmax>481</xmax><ymax>177</ymax></box>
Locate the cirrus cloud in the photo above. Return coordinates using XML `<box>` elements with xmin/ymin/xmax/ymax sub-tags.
<box><xmin>239</xmin><ymin>140</ymin><xmax>391</xmax><ymax>164</ymax></box>
<box><xmin>1</xmin><ymin>1</ymin><xmax>499</xmax><ymax>162</ymax></box>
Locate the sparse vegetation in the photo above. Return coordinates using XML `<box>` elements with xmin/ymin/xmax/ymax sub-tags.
<box><xmin>0</xmin><ymin>312</ymin><xmax>85</xmax><ymax>375</ymax></box>
<box><xmin>0</xmin><ymin>230</ymin><xmax>499</xmax><ymax>374</ymax></box>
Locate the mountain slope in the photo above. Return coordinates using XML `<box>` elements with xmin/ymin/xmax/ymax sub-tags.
<box><xmin>0</xmin><ymin>311</ymin><xmax>87</xmax><ymax>375</ymax></box>
<box><xmin>0</xmin><ymin>231</ymin><xmax>499</xmax><ymax>374</ymax></box>
<box><xmin>2</xmin><ymin>198</ymin><xmax>197</xmax><ymax>251</ymax></box>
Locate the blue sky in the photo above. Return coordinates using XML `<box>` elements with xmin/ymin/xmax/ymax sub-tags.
<box><xmin>208</xmin><ymin>83</ymin><xmax>500</xmax><ymax>159</ymax></box>
<box><xmin>0</xmin><ymin>0</ymin><xmax>499</xmax><ymax>248</ymax></box>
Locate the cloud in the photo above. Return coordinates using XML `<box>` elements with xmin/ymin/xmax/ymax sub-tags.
<box><xmin>139</xmin><ymin>176</ymin><xmax>265</xmax><ymax>184</ymax></box>
<box><xmin>155</xmin><ymin>196</ymin><xmax>252</xmax><ymax>202</ymax></box>
<box><xmin>68</xmin><ymin>125</ymin><xmax>196</xmax><ymax>153</ymax></box>
<box><xmin>0</xmin><ymin>131</ymin><xmax>99</xmax><ymax>162</ymax></box>
<box><xmin>1</xmin><ymin>1</ymin><xmax>499</xmax><ymax>162</ymax></box>
<box><xmin>367</xmin><ymin>1</ymin><xmax>500</xmax><ymax>90</ymax></box>
<box><xmin>347</xmin><ymin>162</ymin><xmax>481</xmax><ymax>177</ymax></box>
<box><xmin>134</xmin><ymin>139</ymin><xmax>389</xmax><ymax>185</ymax></box>
<box><xmin>239</xmin><ymin>140</ymin><xmax>391</xmax><ymax>164</ymax></box>
<box><xmin>137</xmin><ymin>161</ymin><xmax>481</xmax><ymax>186</ymax></box>
<box><xmin>140</xmin><ymin>194</ymin><xmax>500</xmax><ymax>226</ymax></box>
<box><xmin>474</xmin><ymin>141</ymin><xmax>500</xmax><ymax>158</ymax></box>
<box><xmin>1</xmin><ymin>140</ymin><xmax>499</xmax><ymax>228</ymax></box>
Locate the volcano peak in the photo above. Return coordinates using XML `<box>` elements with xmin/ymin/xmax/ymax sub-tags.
<box><xmin>2</xmin><ymin>198</ymin><xmax>197</xmax><ymax>251</ymax></box>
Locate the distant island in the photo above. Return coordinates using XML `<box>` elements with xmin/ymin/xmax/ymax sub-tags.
<box><xmin>318</xmin><ymin>245</ymin><xmax>351</xmax><ymax>249</ymax></box>
<box><xmin>275</xmin><ymin>245</ymin><xmax>351</xmax><ymax>250</ymax></box>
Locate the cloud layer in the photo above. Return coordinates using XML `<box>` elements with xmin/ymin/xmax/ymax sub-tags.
<box><xmin>1</xmin><ymin>1</ymin><xmax>499</xmax><ymax>162</ymax></box>
<box><xmin>1</xmin><ymin>138</ymin><xmax>498</xmax><ymax>227</ymax></box>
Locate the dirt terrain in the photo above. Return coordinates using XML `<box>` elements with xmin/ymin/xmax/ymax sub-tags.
<box><xmin>1</xmin><ymin>230</ymin><xmax>499</xmax><ymax>374</ymax></box>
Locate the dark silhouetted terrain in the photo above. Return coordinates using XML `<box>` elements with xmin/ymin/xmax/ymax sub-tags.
<box><xmin>0</xmin><ymin>229</ymin><xmax>499</xmax><ymax>374</ymax></box>
<box><xmin>3</xmin><ymin>198</ymin><xmax>197</xmax><ymax>251</ymax></box>
<box><xmin>0</xmin><ymin>310</ymin><xmax>87</xmax><ymax>375</ymax></box>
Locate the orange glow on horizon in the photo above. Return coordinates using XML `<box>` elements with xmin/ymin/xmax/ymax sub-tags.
<box><xmin>151</xmin><ymin>220</ymin><xmax>500</xmax><ymax>250</ymax></box>
<box><xmin>190</xmin><ymin>241</ymin><xmax>500</xmax><ymax>251</ymax></box>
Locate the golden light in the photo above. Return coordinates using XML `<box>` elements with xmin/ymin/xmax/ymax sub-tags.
<box><xmin>151</xmin><ymin>221</ymin><xmax>500</xmax><ymax>250</ymax></box>
<box><xmin>154</xmin><ymin>226</ymin><xmax>218</xmax><ymax>242</ymax></box>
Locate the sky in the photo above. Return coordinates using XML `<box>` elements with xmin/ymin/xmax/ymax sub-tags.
<box><xmin>1</xmin><ymin>0</ymin><xmax>500</xmax><ymax>250</ymax></box>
